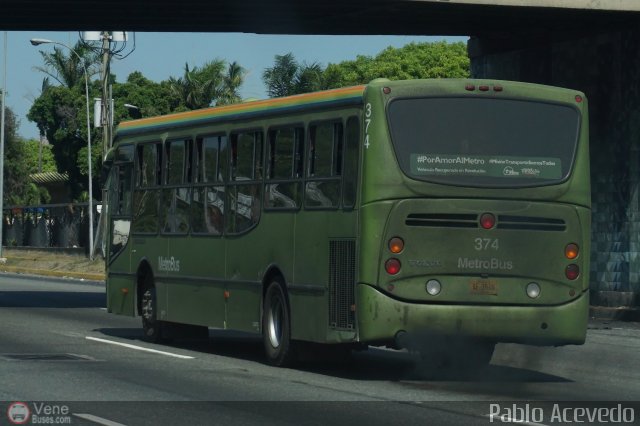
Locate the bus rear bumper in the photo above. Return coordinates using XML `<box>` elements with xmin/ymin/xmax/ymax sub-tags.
<box><xmin>356</xmin><ymin>283</ymin><xmax>588</xmax><ymax>346</ymax></box>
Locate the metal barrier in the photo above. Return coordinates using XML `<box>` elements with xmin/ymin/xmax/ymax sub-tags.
<box><xmin>2</xmin><ymin>203</ymin><xmax>98</xmax><ymax>249</ymax></box>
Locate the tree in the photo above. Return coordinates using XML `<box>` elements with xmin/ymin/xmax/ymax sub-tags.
<box><xmin>262</xmin><ymin>53</ymin><xmax>325</xmax><ymax>98</ymax></box>
<box><xmin>169</xmin><ymin>60</ymin><xmax>228</xmax><ymax>110</ymax></box>
<box><xmin>33</xmin><ymin>42</ymin><xmax>100</xmax><ymax>89</ymax></box>
<box><xmin>29</xmin><ymin>42</ymin><xmax>104</xmax><ymax>201</ymax></box>
<box><xmin>112</xmin><ymin>72</ymin><xmax>176</xmax><ymax>122</ymax></box>
<box><xmin>2</xmin><ymin>106</ymin><xmax>52</xmax><ymax>205</ymax></box>
<box><xmin>323</xmin><ymin>41</ymin><xmax>470</xmax><ymax>88</ymax></box>
<box><xmin>218</xmin><ymin>61</ymin><xmax>246</xmax><ymax>105</ymax></box>
<box><xmin>27</xmin><ymin>84</ymin><xmax>98</xmax><ymax>199</ymax></box>
<box><xmin>263</xmin><ymin>53</ymin><xmax>299</xmax><ymax>98</ymax></box>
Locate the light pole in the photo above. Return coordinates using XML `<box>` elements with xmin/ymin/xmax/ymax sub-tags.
<box><xmin>30</xmin><ymin>38</ymin><xmax>94</xmax><ymax>260</ymax></box>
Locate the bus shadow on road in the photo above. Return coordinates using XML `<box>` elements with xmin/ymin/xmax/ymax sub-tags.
<box><xmin>0</xmin><ymin>290</ymin><xmax>105</xmax><ymax>308</ymax></box>
<box><xmin>93</xmin><ymin>327</ymin><xmax>572</xmax><ymax>389</ymax></box>
<box><xmin>95</xmin><ymin>327</ymin><xmax>267</xmax><ymax>363</ymax></box>
<box><xmin>301</xmin><ymin>346</ymin><xmax>571</xmax><ymax>384</ymax></box>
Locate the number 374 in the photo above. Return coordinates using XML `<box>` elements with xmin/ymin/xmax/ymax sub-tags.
<box><xmin>474</xmin><ymin>238</ymin><xmax>499</xmax><ymax>251</ymax></box>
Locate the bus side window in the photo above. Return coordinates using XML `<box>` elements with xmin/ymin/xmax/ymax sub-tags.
<box><xmin>162</xmin><ymin>140</ymin><xmax>190</xmax><ymax>234</ymax></box>
<box><xmin>265</xmin><ymin>127</ymin><xmax>302</xmax><ymax>209</ymax></box>
<box><xmin>343</xmin><ymin>116</ymin><xmax>360</xmax><ymax>209</ymax></box>
<box><xmin>306</xmin><ymin>122</ymin><xmax>342</xmax><ymax>209</ymax></box>
<box><xmin>137</xmin><ymin>143</ymin><xmax>157</xmax><ymax>188</ymax></box>
<box><xmin>227</xmin><ymin>131</ymin><xmax>263</xmax><ymax>234</ymax></box>
<box><xmin>192</xmin><ymin>135</ymin><xmax>226</xmax><ymax>236</ymax></box>
<box><xmin>133</xmin><ymin>142</ymin><xmax>161</xmax><ymax>234</ymax></box>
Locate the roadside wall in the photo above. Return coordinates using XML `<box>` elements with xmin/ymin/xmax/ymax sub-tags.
<box><xmin>470</xmin><ymin>30</ymin><xmax>640</xmax><ymax>307</ymax></box>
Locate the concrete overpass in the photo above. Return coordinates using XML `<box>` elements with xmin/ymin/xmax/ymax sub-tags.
<box><xmin>1</xmin><ymin>0</ymin><xmax>639</xmax><ymax>35</ymax></box>
<box><xmin>2</xmin><ymin>0</ymin><xmax>640</xmax><ymax>310</ymax></box>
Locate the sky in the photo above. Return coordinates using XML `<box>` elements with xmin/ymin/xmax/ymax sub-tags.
<box><xmin>1</xmin><ymin>31</ymin><xmax>466</xmax><ymax>140</ymax></box>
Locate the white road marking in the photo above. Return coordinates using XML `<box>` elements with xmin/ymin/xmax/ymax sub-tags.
<box><xmin>85</xmin><ymin>336</ymin><xmax>194</xmax><ymax>359</ymax></box>
<box><xmin>73</xmin><ymin>413</ymin><xmax>128</xmax><ymax>426</ymax></box>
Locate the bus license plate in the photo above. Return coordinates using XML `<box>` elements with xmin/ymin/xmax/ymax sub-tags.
<box><xmin>469</xmin><ymin>279</ymin><xmax>498</xmax><ymax>295</ymax></box>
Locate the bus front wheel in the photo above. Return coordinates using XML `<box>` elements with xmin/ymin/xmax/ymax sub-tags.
<box><xmin>262</xmin><ymin>280</ymin><xmax>296</xmax><ymax>367</ymax></box>
<box><xmin>141</xmin><ymin>286</ymin><xmax>163</xmax><ymax>343</ymax></box>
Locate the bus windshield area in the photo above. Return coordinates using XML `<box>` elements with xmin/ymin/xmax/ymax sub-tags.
<box><xmin>387</xmin><ymin>97</ymin><xmax>580</xmax><ymax>187</ymax></box>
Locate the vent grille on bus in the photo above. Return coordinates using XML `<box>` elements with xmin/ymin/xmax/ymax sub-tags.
<box><xmin>329</xmin><ymin>239</ymin><xmax>356</xmax><ymax>331</ymax></box>
<box><xmin>497</xmin><ymin>215</ymin><xmax>566</xmax><ymax>231</ymax></box>
<box><xmin>405</xmin><ymin>213</ymin><xmax>478</xmax><ymax>228</ymax></box>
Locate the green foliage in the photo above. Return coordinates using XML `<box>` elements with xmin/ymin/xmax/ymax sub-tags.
<box><xmin>324</xmin><ymin>41</ymin><xmax>470</xmax><ymax>88</ymax></box>
<box><xmin>112</xmin><ymin>72</ymin><xmax>176</xmax><ymax>122</ymax></box>
<box><xmin>168</xmin><ymin>60</ymin><xmax>246</xmax><ymax>109</ymax></box>
<box><xmin>2</xmin><ymin>107</ymin><xmax>52</xmax><ymax>205</ymax></box>
<box><xmin>22</xmin><ymin>139</ymin><xmax>57</xmax><ymax>174</ymax></box>
<box><xmin>27</xmin><ymin>84</ymin><xmax>98</xmax><ymax>199</ymax></box>
<box><xmin>33</xmin><ymin>41</ymin><xmax>100</xmax><ymax>89</ymax></box>
<box><xmin>263</xmin><ymin>41</ymin><xmax>470</xmax><ymax>97</ymax></box>
<box><xmin>263</xmin><ymin>53</ymin><xmax>325</xmax><ymax>98</ymax></box>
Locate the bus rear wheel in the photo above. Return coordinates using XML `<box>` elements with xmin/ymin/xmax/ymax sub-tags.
<box><xmin>141</xmin><ymin>286</ymin><xmax>164</xmax><ymax>343</ymax></box>
<box><xmin>263</xmin><ymin>279</ymin><xmax>296</xmax><ymax>367</ymax></box>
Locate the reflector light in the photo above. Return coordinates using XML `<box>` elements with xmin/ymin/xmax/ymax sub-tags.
<box><xmin>493</xmin><ymin>85</ymin><xmax>503</xmax><ymax>92</ymax></box>
<box><xmin>526</xmin><ymin>282</ymin><xmax>541</xmax><ymax>299</ymax></box>
<box><xmin>465</xmin><ymin>84</ymin><xmax>475</xmax><ymax>91</ymax></box>
<box><xmin>479</xmin><ymin>85</ymin><xmax>490</xmax><ymax>91</ymax></box>
<box><xmin>565</xmin><ymin>264</ymin><xmax>579</xmax><ymax>280</ymax></box>
<box><xmin>383</xmin><ymin>87</ymin><xmax>391</xmax><ymax>94</ymax></box>
<box><xmin>121</xmin><ymin>288</ymin><xmax>129</xmax><ymax>295</ymax></box>
<box><xmin>480</xmin><ymin>213</ymin><xmax>496</xmax><ymax>230</ymax></box>
<box><xmin>425</xmin><ymin>279</ymin><xmax>441</xmax><ymax>296</ymax></box>
<box><xmin>389</xmin><ymin>237</ymin><xmax>404</xmax><ymax>254</ymax></box>
<box><xmin>575</xmin><ymin>95</ymin><xmax>583</xmax><ymax>103</ymax></box>
<box><xmin>565</xmin><ymin>243</ymin><xmax>579</xmax><ymax>259</ymax></box>
<box><xmin>385</xmin><ymin>258</ymin><xmax>401</xmax><ymax>275</ymax></box>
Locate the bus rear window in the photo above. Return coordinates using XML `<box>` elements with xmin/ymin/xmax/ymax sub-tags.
<box><xmin>387</xmin><ymin>97</ymin><xmax>580</xmax><ymax>187</ymax></box>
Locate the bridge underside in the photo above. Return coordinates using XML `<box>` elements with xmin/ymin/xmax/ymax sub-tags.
<box><xmin>1</xmin><ymin>0</ymin><xmax>638</xmax><ymax>37</ymax></box>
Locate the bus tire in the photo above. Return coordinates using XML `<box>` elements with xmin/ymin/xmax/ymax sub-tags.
<box><xmin>141</xmin><ymin>286</ymin><xmax>164</xmax><ymax>343</ymax></box>
<box><xmin>262</xmin><ymin>279</ymin><xmax>296</xmax><ymax>367</ymax></box>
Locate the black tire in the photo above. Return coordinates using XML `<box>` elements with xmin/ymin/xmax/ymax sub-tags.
<box><xmin>141</xmin><ymin>285</ymin><xmax>164</xmax><ymax>343</ymax></box>
<box><xmin>262</xmin><ymin>279</ymin><xmax>296</xmax><ymax>367</ymax></box>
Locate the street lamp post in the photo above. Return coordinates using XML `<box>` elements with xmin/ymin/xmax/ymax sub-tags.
<box><xmin>30</xmin><ymin>38</ymin><xmax>94</xmax><ymax>260</ymax></box>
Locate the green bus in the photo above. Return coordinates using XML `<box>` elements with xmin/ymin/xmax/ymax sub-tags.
<box><xmin>103</xmin><ymin>78</ymin><xmax>590</xmax><ymax>367</ymax></box>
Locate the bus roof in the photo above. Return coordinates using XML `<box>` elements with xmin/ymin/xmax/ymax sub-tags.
<box><xmin>114</xmin><ymin>85</ymin><xmax>365</xmax><ymax>140</ymax></box>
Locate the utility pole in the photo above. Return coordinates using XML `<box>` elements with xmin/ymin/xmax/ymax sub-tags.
<box><xmin>0</xmin><ymin>32</ymin><xmax>6</xmax><ymax>258</ymax></box>
<box><xmin>100</xmin><ymin>31</ymin><xmax>112</xmax><ymax>157</ymax></box>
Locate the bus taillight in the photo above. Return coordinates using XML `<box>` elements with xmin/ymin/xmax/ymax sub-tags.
<box><xmin>565</xmin><ymin>243</ymin><xmax>579</xmax><ymax>259</ymax></box>
<box><xmin>389</xmin><ymin>237</ymin><xmax>404</xmax><ymax>254</ymax></box>
<box><xmin>480</xmin><ymin>213</ymin><xmax>496</xmax><ymax>229</ymax></box>
<box><xmin>385</xmin><ymin>259</ymin><xmax>401</xmax><ymax>275</ymax></box>
<box><xmin>565</xmin><ymin>264</ymin><xmax>580</xmax><ymax>280</ymax></box>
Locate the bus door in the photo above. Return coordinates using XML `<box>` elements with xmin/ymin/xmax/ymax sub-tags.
<box><xmin>106</xmin><ymin>149</ymin><xmax>135</xmax><ymax>315</ymax></box>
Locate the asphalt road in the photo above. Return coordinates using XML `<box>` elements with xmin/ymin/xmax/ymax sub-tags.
<box><xmin>1</xmin><ymin>274</ymin><xmax>639</xmax><ymax>426</ymax></box>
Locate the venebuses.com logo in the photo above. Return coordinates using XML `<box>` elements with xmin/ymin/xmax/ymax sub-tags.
<box><xmin>6</xmin><ymin>401</ymin><xmax>72</xmax><ymax>424</ymax></box>
<box><xmin>6</xmin><ymin>402</ymin><xmax>30</xmax><ymax>424</ymax></box>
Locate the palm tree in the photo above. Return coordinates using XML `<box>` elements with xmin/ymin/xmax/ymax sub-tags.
<box><xmin>169</xmin><ymin>60</ymin><xmax>227</xmax><ymax>110</ymax></box>
<box><xmin>33</xmin><ymin>41</ymin><xmax>100</xmax><ymax>89</ymax></box>
<box><xmin>263</xmin><ymin>53</ymin><xmax>325</xmax><ymax>98</ymax></box>
<box><xmin>263</xmin><ymin>53</ymin><xmax>298</xmax><ymax>98</ymax></box>
<box><xmin>218</xmin><ymin>61</ymin><xmax>246</xmax><ymax>105</ymax></box>
<box><xmin>295</xmin><ymin>62</ymin><xmax>325</xmax><ymax>93</ymax></box>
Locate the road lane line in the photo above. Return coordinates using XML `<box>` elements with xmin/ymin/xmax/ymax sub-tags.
<box><xmin>74</xmin><ymin>413</ymin><xmax>128</xmax><ymax>426</ymax></box>
<box><xmin>85</xmin><ymin>336</ymin><xmax>194</xmax><ymax>359</ymax></box>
